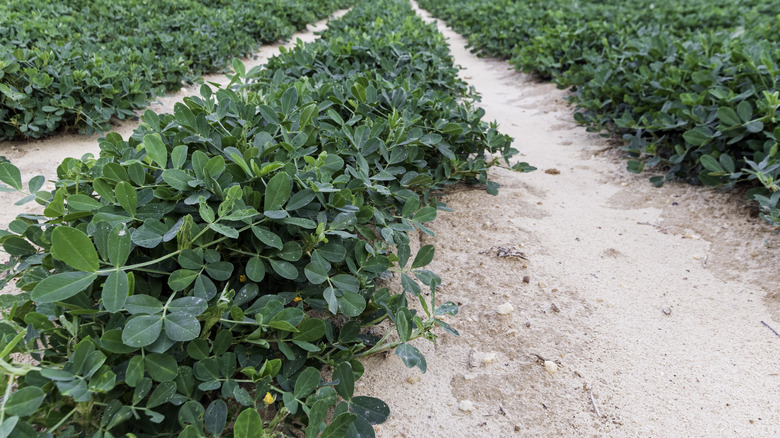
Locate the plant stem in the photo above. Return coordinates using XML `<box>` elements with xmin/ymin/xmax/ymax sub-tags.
<box><xmin>0</xmin><ymin>374</ymin><xmax>14</xmax><ymax>424</ymax></box>
<box><xmin>46</xmin><ymin>407</ymin><xmax>77</xmax><ymax>433</ymax></box>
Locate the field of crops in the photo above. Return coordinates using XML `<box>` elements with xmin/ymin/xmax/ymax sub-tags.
<box><xmin>1</xmin><ymin>0</ymin><xmax>778</xmax><ymax>436</ymax></box>
<box><xmin>419</xmin><ymin>0</ymin><xmax>780</xmax><ymax>226</ymax></box>
<box><xmin>0</xmin><ymin>0</ymin><xmax>354</xmax><ymax>140</ymax></box>
<box><xmin>0</xmin><ymin>0</ymin><xmax>520</xmax><ymax>436</ymax></box>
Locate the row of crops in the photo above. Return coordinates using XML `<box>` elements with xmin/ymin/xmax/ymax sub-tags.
<box><xmin>418</xmin><ymin>0</ymin><xmax>780</xmax><ymax>226</ymax></box>
<box><xmin>0</xmin><ymin>0</ymin><xmax>355</xmax><ymax>141</ymax></box>
<box><xmin>0</xmin><ymin>0</ymin><xmax>520</xmax><ymax>436</ymax></box>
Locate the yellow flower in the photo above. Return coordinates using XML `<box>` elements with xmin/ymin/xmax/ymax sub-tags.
<box><xmin>293</xmin><ymin>296</ymin><xmax>303</xmax><ymax>303</ymax></box>
<box><xmin>239</xmin><ymin>275</ymin><xmax>247</xmax><ymax>283</ymax></box>
<box><xmin>263</xmin><ymin>392</ymin><xmax>275</xmax><ymax>405</ymax></box>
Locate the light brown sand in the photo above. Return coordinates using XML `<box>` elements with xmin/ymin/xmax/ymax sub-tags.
<box><xmin>353</xmin><ymin>3</ymin><xmax>780</xmax><ymax>437</ymax></box>
<box><xmin>1</xmin><ymin>4</ymin><xmax>779</xmax><ymax>438</ymax></box>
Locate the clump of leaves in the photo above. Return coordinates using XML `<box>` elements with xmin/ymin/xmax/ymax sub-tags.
<box><xmin>0</xmin><ymin>0</ymin><xmax>356</xmax><ymax>141</ymax></box>
<box><xmin>0</xmin><ymin>0</ymin><xmax>522</xmax><ymax>436</ymax></box>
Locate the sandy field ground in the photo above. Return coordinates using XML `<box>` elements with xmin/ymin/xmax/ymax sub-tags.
<box><xmin>1</xmin><ymin>3</ymin><xmax>778</xmax><ymax>437</ymax></box>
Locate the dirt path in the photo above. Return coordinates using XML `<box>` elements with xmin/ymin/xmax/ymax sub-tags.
<box><xmin>354</xmin><ymin>3</ymin><xmax>780</xmax><ymax>437</ymax></box>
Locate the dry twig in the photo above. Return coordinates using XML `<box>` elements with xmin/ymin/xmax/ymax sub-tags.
<box><xmin>761</xmin><ymin>321</ymin><xmax>780</xmax><ymax>338</ymax></box>
<box><xmin>589</xmin><ymin>389</ymin><xmax>601</xmax><ymax>418</ymax></box>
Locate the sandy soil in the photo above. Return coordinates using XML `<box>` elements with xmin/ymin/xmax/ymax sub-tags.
<box><xmin>1</xmin><ymin>4</ymin><xmax>779</xmax><ymax>438</ymax></box>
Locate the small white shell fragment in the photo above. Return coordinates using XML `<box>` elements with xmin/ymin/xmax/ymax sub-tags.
<box><xmin>482</xmin><ymin>353</ymin><xmax>496</xmax><ymax>365</ymax></box>
<box><xmin>407</xmin><ymin>375</ymin><xmax>422</xmax><ymax>384</ymax></box>
<box><xmin>544</xmin><ymin>360</ymin><xmax>558</xmax><ymax>375</ymax></box>
<box><xmin>496</xmin><ymin>303</ymin><xmax>514</xmax><ymax>315</ymax></box>
<box><xmin>458</xmin><ymin>400</ymin><xmax>475</xmax><ymax>412</ymax></box>
<box><xmin>464</xmin><ymin>373</ymin><xmax>476</xmax><ymax>380</ymax></box>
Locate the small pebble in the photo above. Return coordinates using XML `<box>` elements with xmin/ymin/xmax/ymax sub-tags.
<box><xmin>496</xmin><ymin>303</ymin><xmax>514</xmax><ymax>315</ymax></box>
<box><xmin>407</xmin><ymin>375</ymin><xmax>422</xmax><ymax>384</ymax></box>
<box><xmin>538</xmin><ymin>281</ymin><xmax>547</xmax><ymax>288</ymax></box>
<box><xmin>458</xmin><ymin>400</ymin><xmax>475</xmax><ymax>412</ymax></box>
<box><xmin>522</xmin><ymin>275</ymin><xmax>530</xmax><ymax>283</ymax></box>
<box><xmin>482</xmin><ymin>353</ymin><xmax>496</xmax><ymax>365</ymax></box>
<box><xmin>544</xmin><ymin>361</ymin><xmax>558</xmax><ymax>375</ymax></box>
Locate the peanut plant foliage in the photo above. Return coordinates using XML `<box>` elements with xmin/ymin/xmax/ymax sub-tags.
<box><xmin>0</xmin><ymin>0</ymin><xmax>356</xmax><ymax>141</ymax></box>
<box><xmin>0</xmin><ymin>0</ymin><xmax>522</xmax><ymax>436</ymax></box>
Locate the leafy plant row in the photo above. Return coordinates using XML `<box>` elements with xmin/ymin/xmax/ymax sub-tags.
<box><xmin>0</xmin><ymin>0</ymin><xmax>521</xmax><ymax>436</ymax></box>
<box><xmin>0</xmin><ymin>0</ymin><xmax>356</xmax><ymax>141</ymax></box>
<box><xmin>418</xmin><ymin>0</ymin><xmax>780</xmax><ymax>226</ymax></box>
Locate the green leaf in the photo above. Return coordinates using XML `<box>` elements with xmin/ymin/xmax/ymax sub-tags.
<box><xmin>146</xmin><ymin>381</ymin><xmax>176</xmax><ymax>409</ymax></box>
<box><xmin>209</xmin><ymin>222</ymin><xmax>239</xmax><ymax>239</ymax></box>
<box><xmin>205</xmin><ymin>261</ymin><xmax>233</xmax><ymax>281</ymax></box>
<box><xmin>4</xmin><ymin>386</ymin><xmax>45</xmax><ymax>417</ymax></box>
<box><xmin>115</xmin><ymin>181</ymin><xmax>137</xmax><ymax>216</ymax></box>
<box><xmin>264</xmin><ymin>172</ymin><xmax>291</xmax><ymax>212</ymax></box>
<box><xmin>0</xmin><ymin>416</ymin><xmax>19</xmax><ymax>438</ymax></box>
<box><xmin>281</xmin><ymin>86</ymin><xmax>298</xmax><ymax>115</ymax></box>
<box><xmin>232</xmin><ymin>58</ymin><xmax>246</xmax><ymax>77</ymax></box>
<box><xmin>333</xmin><ymin>362</ymin><xmax>354</xmax><ymax>400</ymax></box>
<box><xmin>124</xmin><ymin>295</ymin><xmax>164</xmax><ymax>314</ymax></box>
<box><xmin>396</xmin><ymin>308</ymin><xmax>412</xmax><ymax>343</ymax></box>
<box><xmin>168</xmin><ymin>269</ymin><xmax>199</xmax><ymax>291</ymax></box>
<box><xmin>204</xmin><ymin>399</ymin><xmax>228</xmax><ymax>436</ymax></box>
<box><xmin>3</xmin><ymin>236</ymin><xmax>36</xmax><ymax>257</ymax></box>
<box><xmin>162</xmin><ymin>169</ymin><xmax>194</xmax><ymax>191</ymax></box>
<box><xmin>322</xmin><ymin>413</ymin><xmax>357</xmax><ymax>438</ymax></box>
<box><xmin>131</xmin><ymin>222</ymin><xmax>164</xmax><ymax>248</ymax></box>
<box><xmin>349</xmin><ymin>396</ymin><xmax>390</xmax><ymax>425</ymax></box>
<box><xmin>31</xmin><ymin>272</ymin><xmax>97</xmax><ymax>303</ymax></box>
<box><xmin>234</xmin><ymin>408</ymin><xmax>264</xmax><ymax>438</ymax></box>
<box><xmin>717</xmin><ymin>107</ymin><xmax>741</xmax><ymax>126</ymax></box>
<box><xmin>682</xmin><ymin>127</ymin><xmax>712</xmax><ymax>146</ymax></box>
<box><xmin>338</xmin><ymin>291</ymin><xmax>366</xmax><ymax>317</ymax></box>
<box><xmin>304</xmin><ymin>261</ymin><xmax>329</xmax><ymax>285</ymax></box>
<box><xmin>395</xmin><ymin>343</ymin><xmax>427</xmax><ymax>373</ymax></box>
<box><xmin>164</xmin><ymin>313</ymin><xmax>201</xmax><ymax>342</ymax></box>
<box><xmin>294</xmin><ymin>367</ymin><xmax>321</xmax><ymax>399</ymax></box>
<box><xmin>89</xmin><ymin>366</ymin><xmax>117</xmax><ymax>393</ymax></box>
<box><xmin>246</xmin><ymin>256</ymin><xmax>266</xmax><ymax>282</ymax></box>
<box><xmin>411</xmin><ymin>245</ymin><xmax>435</xmax><ymax>269</ymax></box>
<box><xmin>251</xmin><ymin>227</ymin><xmax>283</xmax><ymax>250</ymax></box>
<box><xmin>108</xmin><ymin>224</ymin><xmax>131</xmax><ymax>267</ymax></box>
<box><xmin>441</xmin><ymin>122</ymin><xmax>463</xmax><ymax>136</ymax></box>
<box><xmin>0</xmin><ymin>162</ymin><xmax>22</xmax><ymax>190</ymax></box>
<box><xmin>745</xmin><ymin>119</ymin><xmax>764</xmax><ymax>133</ymax></box>
<box><xmin>67</xmin><ymin>194</ymin><xmax>103</xmax><ymax>212</ymax></box>
<box><xmin>122</xmin><ymin>315</ymin><xmax>163</xmax><ymax>348</ymax></box>
<box><xmin>125</xmin><ymin>356</ymin><xmax>145</xmax><ymax>387</ymax></box>
<box><xmin>700</xmin><ymin>155</ymin><xmax>724</xmax><ymax>173</ymax></box>
<box><xmin>144</xmin><ymin>133</ymin><xmax>168</xmax><ymax>168</ymax></box>
<box><xmin>412</xmin><ymin>206</ymin><xmax>437</xmax><ymax>223</ymax></box>
<box><xmin>269</xmin><ymin>259</ymin><xmax>298</xmax><ymax>280</ymax></box>
<box><xmin>168</xmin><ymin>297</ymin><xmax>208</xmax><ymax>316</ymax></box>
<box><xmin>171</xmin><ymin>145</ymin><xmax>188</xmax><ymax>169</ymax></box>
<box><xmin>102</xmin><ymin>270</ymin><xmax>129</xmax><ymax>313</ymax></box>
<box><xmin>286</xmin><ymin>189</ymin><xmax>315</xmax><ymax>211</ymax></box>
<box><xmin>144</xmin><ymin>353</ymin><xmax>178</xmax><ymax>382</ymax></box>
<box><xmin>101</xmin><ymin>330</ymin><xmax>137</xmax><ymax>354</ymax></box>
<box><xmin>719</xmin><ymin>154</ymin><xmax>736</xmax><ymax>173</ymax></box>
<box><xmin>737</xmin><ymin>100</ymin><xmax>753</xmax><ymax>122</ymax></box>
<box><xmin>293</xmin><ymin>318</ymin><xmax>326</xmax><ymax>342</ymax></box>
<box><xmin>51</xmin><ymin>227</ymin><xmax>99</xmax><ymax>272</ymax></box>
